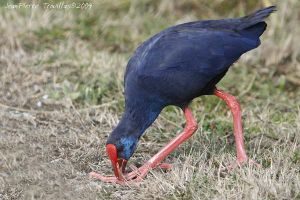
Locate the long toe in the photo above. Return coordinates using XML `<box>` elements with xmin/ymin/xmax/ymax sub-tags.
<box><xmin>125</xmin><ymin>165</ymin><xmax>151</xmax><ymax>180</ymax></box>
<box><xmin>89</xmin><ymin>172</ymin><xmax>116</xmax><ymax>181</ymax></box>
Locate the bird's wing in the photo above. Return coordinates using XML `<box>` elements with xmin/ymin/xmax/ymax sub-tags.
<box><xmin>150</xmin><ymin>28</ymin><xmax>258</xmax><ymax>71</ymax></box>
<box><xmin>124</xmin><ymin>26</ymin><xmax>261</xmax><ymax>103</ymax></box>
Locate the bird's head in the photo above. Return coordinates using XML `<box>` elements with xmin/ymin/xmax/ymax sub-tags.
<box><xmin>106</xmin><ymin>136</ymin><xmax>138</xmax><ymax>180</ymax></box>
<box><xmin>105</xmin><ymin>103</ymin><xmax>162</xmax><ymax>180</ymax></box>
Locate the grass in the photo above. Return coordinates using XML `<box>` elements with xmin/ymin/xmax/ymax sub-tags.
<box><xmin>0</xmin><ymin>0</ymin><xmax>300</xmax><ymax>199</ymax></box>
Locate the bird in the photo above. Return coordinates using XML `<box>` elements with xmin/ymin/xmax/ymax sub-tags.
<box><xmin>90</xmin><ymin>6</ymin><xmax>276</xmax><ymax>184</ymax></box>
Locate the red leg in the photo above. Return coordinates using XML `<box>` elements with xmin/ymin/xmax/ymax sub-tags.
<box><xmin>146</xmin><ymin>107</ymin><xmax>198</xmax><ymax>168</ymax></box>
<box><xmin>214</xmin><ymin>88</ymin><xmax>248</xmax><ymax>163</ymax></box>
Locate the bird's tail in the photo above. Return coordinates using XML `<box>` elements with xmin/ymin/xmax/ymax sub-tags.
<box><xmin>237</xmin><ymin>6</ymin><xmax>276</xmax><ymax>30</ymax></box>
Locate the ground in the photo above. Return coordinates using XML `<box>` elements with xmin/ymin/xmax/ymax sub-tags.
<box><xmin>0</xmin><ymin>0</ymin><xmax>300</xmax><ymax>199</ymax></box>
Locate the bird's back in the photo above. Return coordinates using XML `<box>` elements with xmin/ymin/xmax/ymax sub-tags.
<box><xmin>124</xmin><ymin>6</ymin><xmax>276</xmax><ymax>107</ymax></box>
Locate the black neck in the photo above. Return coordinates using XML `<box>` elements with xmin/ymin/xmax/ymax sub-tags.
<box><xmin>107</xmin><ymin>101</ymin><xmax>163</xmax><ymax>144</ymax></box>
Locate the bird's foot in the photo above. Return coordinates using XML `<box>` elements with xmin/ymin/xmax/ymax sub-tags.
<box><xmin>89</xmin><ymin>171</ymin><xmax>127</xmax><ymax>185</ymax></box>
<box><xmin>89</xmin><ymin>164</ymin><xmax>150</xmax><ymax>184</ymax></box>
<box><xmin>88</xmin><ymin>169</ymin><xmax>147</xmax><ymax>185</ymax></box>
<box><xmin>89</xmin><ymin>162</ymin><xmax>172</xmax><ymax>184</ymax></box>
<box><xmin>224</xmin><ymin>157</ymin><xmax>261</xmax><ymax>172</ymax></box>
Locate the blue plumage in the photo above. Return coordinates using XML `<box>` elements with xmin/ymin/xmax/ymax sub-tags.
<box><xmin>107</xmin><ymin>6</ymin><xmax>276</xmax><ymax>160</ymax></box>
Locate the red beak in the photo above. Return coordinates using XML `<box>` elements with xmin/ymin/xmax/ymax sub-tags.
<box><xmin>106</xmin><ymin>144</ymin><xmax>127</xmax><ymax>180</ymax></box>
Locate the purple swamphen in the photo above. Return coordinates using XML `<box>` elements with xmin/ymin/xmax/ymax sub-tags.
<box><xmin>90</xmin><ymin>6</ymin><xmax>276</xmax><ymax>184</ymax></box>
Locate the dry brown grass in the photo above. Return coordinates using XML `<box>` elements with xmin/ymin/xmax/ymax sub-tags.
<box><xmin>0</xmin><ymin>0</ymin><xmax>300</xmax><ymax>199</ymax></box>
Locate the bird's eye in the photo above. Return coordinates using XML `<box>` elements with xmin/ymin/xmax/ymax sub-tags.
<box><xmin>118</xmin><ymin>145</ymin><xmax>124</xmax><ymax>152</ymax></box>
